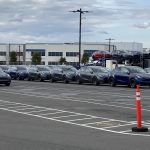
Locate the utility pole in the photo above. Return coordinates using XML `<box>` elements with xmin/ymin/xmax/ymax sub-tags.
<box><xmin>106</xmin><ymin>38</ymin><xmax>115</xmax><ymax>52</ymax></box>
<box><xmin>70</xmin><ymin>8</ymin><xmax>89</xmax><ymax>68</ymax></box>
<box><xmin>19</xmin><ymin>45</ymin><xmax>20</xmax><ymax>65</ymax></box>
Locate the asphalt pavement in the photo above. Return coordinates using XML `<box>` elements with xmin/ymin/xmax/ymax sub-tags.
<box><xmin>0</xmin><ymin>80</ymin><xmax>150</xmax><ymax>150</ymax></box>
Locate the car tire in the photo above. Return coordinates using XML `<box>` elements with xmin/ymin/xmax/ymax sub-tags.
<box><xmin>50</xmin><ymin>77</ymin><xmax>55</xmax><ymax>83</ymax></box>
<box><xmin>130</xmin><ymin>79</ymin><xmax>136</xmax><ymax>88</ymax></box>
<box><xmin>5</xmin><ymin>82</ymin><xmax>10</xmax><ymax>86</ymax></box>
<box><xmin>77</xmin><ymin>77</ymin><xmax>82</xmax><ymax>84</ymax></box>
<box><xmin>63</xmin><ymin>76</ymin><xmax>69</xmax><ymax>84</ymax></box>
<box><xmin>93</xmin><ymin>77</ymin><xmax>100</xmax><ymax>86</ymax></box>
<box><xmin>110</xmin><ymin>78</ymin><xmax>116</xmax><ymax>87</ymax></box>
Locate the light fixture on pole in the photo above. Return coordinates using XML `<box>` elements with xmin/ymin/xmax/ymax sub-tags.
<box><xmin>106</xmin><ymin>38</ymin><xmax>115</xmax><ymax>52</ymax></box>
<box><xmin>70</xmin><ymin>8</ymin><xmax>89</xmax><ymax>68</ymax></box>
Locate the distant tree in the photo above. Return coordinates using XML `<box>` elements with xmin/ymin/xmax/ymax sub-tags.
<box><xmin>10</xmin><ymin>51</ymin><xmax>17</xmax><ymax>64</ymax></box>
<box><xmin>81</xmin><ymin>53</ymin><xmax>89</xmax><ymax>64</ymax></box>
<box><xmin>31</xmin><ymin>52</ymin><xmax>41</xmax><ymax>65</ymax></box>
<box><xmin>59</xmin><ymin>57</ymin><xmax>66</xmax><ymax>65</ymax></box>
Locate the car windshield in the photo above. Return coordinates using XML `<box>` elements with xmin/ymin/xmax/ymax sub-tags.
<box><xmin>17</xmin><ymin>66</ymin><xmax>27</xmax><ymax>71</ymax></box>
<box><xmin>0</xmin><ymin>66</ymin><xmax>9</xmax><ymax>70</ymax></box>
<box><xmin>91</xmin><ymin>67</ymin><xmax>109</xmax><ymax>73</ymax></box>
<box><xmin>127</xmin><ymin>66</ymin><xmax>146</xmax><ymax>73</ymax></box>
<box><xmin>62</xmin><ymin>66</ymin><xmax>76</xmax><ymax>72</ymax></box>
<box><xmin>0</xmin><ymin>68</ymin><xmax>3</xmax><ymax>73</ymax></box>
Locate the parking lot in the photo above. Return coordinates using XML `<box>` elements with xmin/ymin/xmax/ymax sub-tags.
<box><xmin>0</xmin><ymin>80</ymin><xmax>150</xmax><ymax>150</ymax></box>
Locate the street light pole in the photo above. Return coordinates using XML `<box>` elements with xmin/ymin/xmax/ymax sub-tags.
<box><xmin>70</xmin><ymin>8</ymin><xmax>89</xmax><ymax>68</ymax></box>
<box><xmin>106</xmin><ymin>38</ymin><xmax>115</xmax><ymax>52</ymax></box>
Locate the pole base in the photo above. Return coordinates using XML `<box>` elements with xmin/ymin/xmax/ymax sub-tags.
<box><xmin>132</xmin><ymin>127</ymin><xmax>149</xmax><ymax>132</ymax></box>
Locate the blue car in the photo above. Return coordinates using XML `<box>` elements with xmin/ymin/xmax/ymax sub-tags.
<box><xmin>0</xmin><ymin>65</ymin><xmax>17</xmax><ymax>79</ymax></box>
<box><xmin>109</xmin><ymin>66</ymin><xmax>150</xmax><ymax>88</ymax></box>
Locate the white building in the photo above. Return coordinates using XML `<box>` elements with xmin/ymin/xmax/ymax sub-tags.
<box><xmin>0</xmin><ymin>42</ymin><xmax>143</xmax><ymax>65</ymax></box>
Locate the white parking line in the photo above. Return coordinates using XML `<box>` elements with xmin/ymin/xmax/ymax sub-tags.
<box><xmin>67</xmin><ymin>117</ymin><xmax>95</xmax><ymax>122</ymax></box>
<box><xmin>52</xmin><ymin>114</ymin><xmax>80</xmax><ymax>119</ymax></box>
<box><xmin>16</xmin><ymin>107</ymin><xmax>37</xmax><ymax>111</ymax></box>
<box><xmin>0</xmin><ymin>100</ymin><xmax>149</xmax><ymax>137</ymax></box>
<box><xmin>39</xmin><ymin>112</ymin><xmax>64</xmax><ymax>116</ymax></box>
<box><xmin>103</xmin><ymin>123</ymin><xmax>135</xmax><ymax>129</ymax></box>
<box><xmin>26</xmin><ymin>109</ymin><xmax>49</xmax><ymax>113</ymax></box>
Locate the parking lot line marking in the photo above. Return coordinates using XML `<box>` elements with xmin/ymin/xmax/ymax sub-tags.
<box><xmin>0</xmin><ymin>90</ymin><xmax>142</xmax><ymax>111</ymax></box>
<box><xmin>7</xmin><ymin>105</ymin><xmax>29</xmax><ymax>109</ymax></box>
<box><xmin>39</xmin><ymin>112</ymin><xmax>64</xmax><ymax>116</ymax></box>
<box><xmin>119</xmin><ymin>130</ymin><xmax>132</xmax><ymax>133</ymax></box>
<box><xmin>16</xmin><ymin>107</ymin><xmax>37</xmax><ymax>111</ymax></box>
<box><xmin>103</xmin><ymin>123</ymin><xmax>134</xmax><ymax>129</ymax></box>
<box><xmin>0</xmin><ymin>103</ymin><xmax>18</xmax><ymax>107</ymax></box>
<box><xmin>0</xmin><ymin>103</ymin><xmax>150</xmax><ymax>137</ymax></box>
<box><xmin>52</xmin><ymin>114</ymin><xmax>79</xmax><ymax>119</ymax></box>
<box><xmin>26</xmin><ymin>109</ymin><xmax>49</xmax><ymax>113</ymax></box>
<box><xmin>83</xmin><ymin>120</ymin><xmax>114</xmax><ymax>125</ymax></box>
<box><xmin>67</xmin><ymin>117</ymin><xmax>95</xmax><ymax>122</ymax></box>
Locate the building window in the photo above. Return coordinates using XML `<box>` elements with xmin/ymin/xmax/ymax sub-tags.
<box><xmin>31</xmin><ymin>51</ymin><xmax>45</xmax><ymax>56</ymax></box>
<box><xmin>26</xmin><ymin>49</ymin><xmax>45</xmax><ymax>56</ymax></box>
<box><xmin>48</xmin><ymin>52</ymin><xmax>63</xmax><ymax>56</ymax></box>
<box><xmin>66</xmin><ymin>52</ymin><xmax>79</xmax><ymax>57</ymax></box>
<box><xmin>0</xmin><ymin>52</ymin><xmax>6</xmax><ymax>56</ymax></box>
<box><xmin>16</xmin><ymin>52</ymin><xmax>23</xmax><ymax>56</ymax></box>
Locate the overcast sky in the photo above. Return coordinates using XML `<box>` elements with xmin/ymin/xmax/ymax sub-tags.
<box><xmin>0</xmin><ymin>0</ymin><xmax>150</xmax><ymax>47</ymax></box>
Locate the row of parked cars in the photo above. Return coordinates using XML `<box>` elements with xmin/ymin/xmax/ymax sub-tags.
<box><xmin>0</xmin><ymin>64</ymin><xmax>150</xmax><ymax>88</ymax></box>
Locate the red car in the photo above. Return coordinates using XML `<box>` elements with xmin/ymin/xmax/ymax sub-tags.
<box><xmin>92</xmin><ymin>51</ymin><xmax>112</xmax><ymax>60</ymax></box>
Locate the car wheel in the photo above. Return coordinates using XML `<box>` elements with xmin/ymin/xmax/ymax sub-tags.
<box><xmin>77</xmin><ymin>77</ymin><xmax>82</xmax><ymax>84</ymax></box>
<box><xmin>5</xmin><ymin>82</ymin><xmax>10</xmax><ymax>86</ymax></box>
<box><xmin>40</xmin><ymin>78</ymin><xmax>44</xmax><ymax>82</ymax></box>
<box><xmin>130</xmin><ymin>79</ymin><xmax>136</xmax><ymax>88</ymax></box>
<box><xmin>50</xmin><ymin>77</ymin><xmax>55</xmax><ymax>83</ymax></box>
<box><xmin>63</xmin><ymin>76</ymin><xmax>69</xmax><ymax>84</ymax></box>
<box><xmin>110</xmin><ymin>78</ymin><xmax>116</xmax><ymax>87</ymax></box>
<box><xmin>93</xmin><ymin>77</ymin><xmax>99</xmax><ymax>86</ymax></box>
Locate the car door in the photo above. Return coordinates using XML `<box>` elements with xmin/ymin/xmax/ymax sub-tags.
<box><xmin>115</xmin><ymin>67</ymin><xmax>130</xmax><ymax>84</ymax></box>
<box><xmin>83</xmin><ymin>67</ymin><xmax>93</xmax><ymax>82</ymax></box>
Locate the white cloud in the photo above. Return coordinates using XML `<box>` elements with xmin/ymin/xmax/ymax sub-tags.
<box><xmin>134</xmin><ymin>22</ymin><xmax>150</xmax><ymax>29</ymax></box>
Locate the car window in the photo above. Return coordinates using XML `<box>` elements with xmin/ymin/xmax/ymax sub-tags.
<box><xmin>120</xmin><ymin>67</ymin><xmax>129</xmax><ymax>74</ymax></box>
<box><xmin>127</xmin><ymin>66</ymin><xmax>146</xmax><ymax>73</ymax></box>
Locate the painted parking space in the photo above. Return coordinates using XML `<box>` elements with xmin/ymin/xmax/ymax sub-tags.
<box><xmin>0</xmin><ymin>99</ymin><xmax>149</xmax><ymax>136</ymax></box>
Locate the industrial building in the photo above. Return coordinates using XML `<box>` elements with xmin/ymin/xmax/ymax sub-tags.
<box><xmin>0</xmin><ymin>42</ymin><xmax>143</xmax><ymax>65</ymax></box>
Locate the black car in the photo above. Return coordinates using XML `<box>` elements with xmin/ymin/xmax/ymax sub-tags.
<box><xmin>36</xmin><ymin>65</ymin><xmax>51</xmax><ymax>81</ymax></box>
<box><xmin>27</xmin><ymin>67</ymin><xmax>40</xmax><ymax>81</ymax></box>
<box><xmin>50</xmin><ymin>65</ymin><xmax>77</xmax><ymax>83</ymax></box>
<box><xmin>16</xmin><ymin>66</ymin><xmax>29</xmax><ymax>80</ymax></box>
<box><xmin>0</xmin><ymin>65</ymin><xmax>17</xmax><ymax>79</ymax></box>
<box><xmin>0</xmin><ymin>68</ymin><xmax>11</xmax><ymax>86</ymax></box>
<box><xmin>76</xmin><ymin>66</ymin><xmax>109</xmax><ymax>85</ymax></box>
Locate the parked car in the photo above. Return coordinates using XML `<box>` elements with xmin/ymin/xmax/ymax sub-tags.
<box><xmin>0</xmin><ymin>68</ymin><xmax>11</xmax><ymax>86</ymax></box>
<box><xmin>109</xmin><ymin>66</ymin><xmax>150</xmax><ymax>88</ymax></box>
<box><xmin>16</xmin><ymin>65</ymin><xmax>29</xmax><ymax>80</ymax></box>
<box><xmin>0</xmin><ymin>65</ymin><xmax>17</xmax><ymax>79</ymax></box>
<box><xmin>50</xmin><ymin>65</ymin><xmax>77</xmax><ymax>83</ymax></box>
<box><xmin>145</xmin><ymin>68</ymin><xmax>150</xmax><ymax>74</ymax></box>
<box><xmin>76</xmin><ymin>66</ymin><xmax>109</xmax><ymax>85</ymax></box>
<box><xmin>27</xmin><ymin>67</ymin><xmax>40</xmax><ymax>81</ymax></box>
<box><xmin>36</xmin><ymin>65</ymin><xmax>51</xmax><ymax>81</ymax></box>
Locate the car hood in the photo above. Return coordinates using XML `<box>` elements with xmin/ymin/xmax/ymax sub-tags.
<box><xmin>131</xmin><ymin>73</ymin><xmax>150</xmax><ymax>78</ymax></box>
<box><xmin>0</xmin><ymin>72</ymin><xmax>9</xmax><ymax>77</ymax></box>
